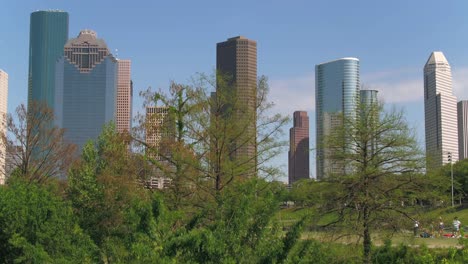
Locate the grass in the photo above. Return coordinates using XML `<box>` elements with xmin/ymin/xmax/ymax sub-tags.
<box><xmin>277</xmin><ymin>205</ymin><xmax>468</xmax><ymax>248</ymax></box>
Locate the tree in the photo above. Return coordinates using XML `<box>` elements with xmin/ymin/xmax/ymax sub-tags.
<box><xmin>0</xmin><ymin>177</ymin><xmax>98</xmax><ymax>262</ymax></box>
<box><xmin>1</xmin><ymin>102</ymin><xmax>76</xmax><ymax>183</ymax></box>
<box><xmin>137</xmin><ymin>73</ymin><xmax>289</xmax><ymax>206</ymax></box>
<box><xmin>314</xmin><ymin>101</ymin><xmax>443</xmax><ymax>263</ymax></box>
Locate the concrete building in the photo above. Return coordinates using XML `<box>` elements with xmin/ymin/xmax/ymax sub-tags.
<box><xmin>315</xmin><ymin>58</ymin><xmax>360</xmax><ymax>179</ymax></box>
<box><xmin>458</xmin><ymin>101</ymin><xmax>468</xmax><ymax>160</ymax></box>
<box><xmin>0</xmin><ymin>70</ymin><xmax>7</xmax><ymax>184</ymax></box>
<box><xmin>216</xmin><ymin>36</ymin><xmax>257</xmax><ymax>176</ymax></box>
<box><xmin>116</xmin><ymin>60</ymin><xmax>132</xmax><ymax>133</ymax></box>
<box><xmin>145</xmin><ymin>106</ymin><xmax>174</xmax><ymax>161</ymax></box>
<box><xmin>55</xmin><ymin>30</ymin><xmax>118</xmax><ymax>151</ymax></box>
<box><xmin>424</xmin><ymin>51</ymin><xmax>458</xmax><ymax>170</ymax></box>
<box><xmin>28</xmin><ymin>10</ymin><xmax>68</xmax><ymax>109</ymax></box>
<box><xmin>288</xmin><ymin>111</ymin><xmax>309</xmax><ymax>184</ymax></box>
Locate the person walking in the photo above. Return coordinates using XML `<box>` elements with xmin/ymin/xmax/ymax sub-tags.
<box><xmin>453</xmin><ymin>217</ymin><xmax>461</xmax><ymax>238</ymax></box>
<box><xmin>414</xmin><ymin>220</ymin><xmax>420</xmax><ymax>237</ymax></box>
<box><xmin>438</xmin><ymin>217</ymin><xmax>445</xmax><ymax>237</ymax></box>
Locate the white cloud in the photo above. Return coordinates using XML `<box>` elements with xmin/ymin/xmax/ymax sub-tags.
<box><xmin>269</xmin><ymin>74</ymin><xmax>315</xmax><ymax>116</ymax></box>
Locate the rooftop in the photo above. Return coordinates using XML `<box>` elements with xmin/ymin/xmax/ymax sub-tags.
<box><xmin>316</xmin><ymin>57</ymin><xmax>359</xmax><ymax>66</ymax></box>
<box><xmin>425</xmin><ymin>51</ymin><xmax>449</xmax><ymax>65</ymax></box>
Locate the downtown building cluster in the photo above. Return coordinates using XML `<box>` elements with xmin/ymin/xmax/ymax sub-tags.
<box><xmin>0</xmin><ymin>11</ymin><xmax>465</xmax><ymax>186</ymax></box>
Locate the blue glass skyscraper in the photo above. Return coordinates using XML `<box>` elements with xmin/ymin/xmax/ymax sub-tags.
<box><xmin>315</xmin><ymin>58</ymin><xmax>360</xmax><ymax>179</ymax></box>
<box><xmin>55</xmin><ymin>30</ymin><xmax>117</xmax><ymax>151</ymax></box>
<box><xmin>28</xmin><ymin>10</ymin><xmax>69</xmax><ymax>109</ymax></box>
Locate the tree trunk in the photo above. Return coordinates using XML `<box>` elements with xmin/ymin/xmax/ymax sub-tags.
<box><xmin>363</xmin><ymin>206</ymin><xmax>371</xmax><ymax>264</ymax></box>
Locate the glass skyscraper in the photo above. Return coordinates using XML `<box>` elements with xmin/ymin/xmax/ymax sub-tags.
<box><xmin>28</xmin><ymin>10</ymin><xmax>69</xmax><ymax>109</ymax></box>
<box><xmin>55</xmin><ymin>30</ymin><xmax>117</xmax><ymax>151</ymax></box>
<box><xmin>315</xmin><ymin>58</ymin><xmax>360</xmax><ymax>179</ymax></box>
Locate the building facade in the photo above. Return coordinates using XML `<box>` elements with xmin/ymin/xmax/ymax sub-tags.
<box><xmin>28</xmin><ymin>10</ymin><xmax>68</xmax><ymax>109</ymax></box>
<box><xmin>216</xmin><ymin>36</ymin><xmax>257</xmax><ymax>176</ymax></box>
<box><xmin>424</xmin><ymin>51</ymin><xmax>458</xmax><ymax>170</ymax></box>
<box><xmin>288</xmin><ymin>111</ymin><xmax>309</xmax><ymax>185</ymax></box>
<box><xmin>116</xmin><ymin>60</ymin><xmax>132</xmax><ymax>133</ymax></box>
<box><xmin>0</xmin><ymin>70</ymin><xmax>7</xmax><ymax>184</ymax></box>
<box><xmin>458</xmin><ymin>101</ymin><xmax>468</xmax><ymax>160</ymax></box>
<box><xmin>145</xmin><ymin>106</ymin><xmax>174</xmax><ymax>161</ymax></box>
<box><xmin>315</xmin><ymin>58</ymin><xmax>360</xmax><ymax>179</ymax></box>
<box><xmin>55</xmin><ymin>30</ymin><xmax>117</xmax><ymax>151</ymax></box>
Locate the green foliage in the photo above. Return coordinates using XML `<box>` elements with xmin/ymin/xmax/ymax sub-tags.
<box><xmin>0</xmin><ymin>178</ymin><xmax>98</xmax><ymax>263</ymax></box>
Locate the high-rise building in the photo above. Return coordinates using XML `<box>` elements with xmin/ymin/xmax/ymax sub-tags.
<box><xmin>315</xmin><ymin>58</ymin><xmax>360</xmax><ymax>179</ymax></box>
<box><xmin>145</xmin><ymin>106</ymin><xmax>174</xmax><ymax>161</ymax></box>
<box><xmin>55</xmin><ymin>30</ymin><xmax>118</xmax><ymax>151</ymax></box>
<box><xmin>288</xmin><ymin>111</ymin><xmax>309</xmax><ymax>184</ymax></box>
<box><xmin>458</xmin><ymin>101</ymin><xmax>468</xmax><ymax>160</ymax></box>
<box><xmin>116</xmin><ymin>60</ymin><xmax>132</xmax><ymax>133</ymax></box>
<box><xmin>424</xmin><ymin>51</ymin><xmax>458</xmax><ymax>169</ymax></box>
<box><xmin>28</xmin><ymin>10</ymin><xmax>68</xmax><ymax>109</ymax></box>
<box><xmin>360</xmin><ymin>90</ymin><xmax>378</xmax><ymax>108</ymax></box>
<box><xmin>0</xmin><ymin>70</ymin><xmax>8</xmax><ymax>184</ymax></box>
<box><xmin>216</xmin><ymin>36</ymin><xmax>257</xmax><ymax>175</ymax></box>
<box><xmin>360</xmin><ymin>90</ymin><xmax>379</xmax><ymax>155</ymax></box>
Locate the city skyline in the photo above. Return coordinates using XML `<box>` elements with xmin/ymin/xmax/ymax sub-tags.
<box><xmin>2</xmin><ymin>1</ymin><xmax>468</xmax><ymax>181</ymax></box>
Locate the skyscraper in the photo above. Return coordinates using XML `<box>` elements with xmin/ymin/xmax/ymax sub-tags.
<box><xmin>360</xmin><ymin>89</ymin><xmax>378</xmax><ymax>108</ymax></box>
<box><xmin>116</xmin><ymin>60</ymin><xmax>132</xmax><ymax>133</ymax></box>
<box><xmin>216</xmin><ymin>36</ymin><xmax>257</xmax><ymax>175</ymax></box>
<box><xmin>0</xmin><ymin>70</ymin><xmax>8</xmax><ymax>184</ymax></box>
<box><xmin>457</xmin><ymin>101</ymin><xmax>468</xmax><ymax>160</ymax></box>
<box><xmin>315</xmin><ymin>57</ymin><xmax>360</xmax><ymax>179</ymax></box>
<box><xmin>288</xmin><ymin>111</ymin><xmax>309</xmax><ymax>184</ymax></box>
<box><xmin>360</xmin><ymin>90</ymin><xmax>379</xmax><ymax>155</ymax></box>
<box><xmin>28</xmin><ymin>10</ymin><xmax>68</xmax><ymax>109</ymax></box>
<box><xmin>145</xmin><ymin>106</ymin><xmax>174</xmax><ymax>161</ymax></box>
<box><xmin>424</xmin><ymin>51</ymin><xmax>458</xmax><ymax>169</ymax></box>
<box><xmin>55</xmin><ymin>30</ymin><xmax>118</xmax><ymax>151</ymax></box>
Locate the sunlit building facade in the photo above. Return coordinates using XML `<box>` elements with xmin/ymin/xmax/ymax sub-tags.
<box><xmin>315</xmin><ymin>58</ymin><xmax>360</xmax><ymax>179</ymax></box>
<box><xmin>116</xmin><ymin>60</ymin><xmax>132</xmax><ymax>133</ymax></box>
<box><xmin>424</xmin><ymin>51</ymin><xmax>458</xmax><ymax>170</ymax></box>
<box><xmin>0</xmin><ymin>70</ymin><xmax>8</xmax><ymax>184</ymax></box>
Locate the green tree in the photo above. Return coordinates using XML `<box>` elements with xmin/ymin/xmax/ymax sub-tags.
<box><xmin>0</xmin><ymin>178</ymin><xmax>98</xmax><ymax>263</ymax></box>
<box><xmin>315</xmin><ymin>102</ymin><xmax>443</xmax><ymax>263</ymax></box>
<box><xmin>68</xmin><ymin>123</ymin><xmax>169</xmax><ymax>262</ymax></box>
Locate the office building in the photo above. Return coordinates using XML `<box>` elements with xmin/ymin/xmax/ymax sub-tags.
<box><xmin>55</xmin><ymin>30</ymin><xmax>118</xmax><ymax>151</ymax></box>
<box><xmin>0</xmin><ymin>70</ymin><xmax>7</xmax><ymax>184</ymax></box>
<box><xmin>28</xmin><ymin>10</ymin><xmax>68</xmax><ymax>109</ymax></box>
<box><xmin>288</xmin><ymin>111</ymin><xmax>309</xmax><ymax>184</ymax></box>
<box><xmin>424</xmin><ymin>51</ymin><xmax>458</xmax><ymax>169</ymax></box>
<box><xmin>360</xmin><ymin>89</ymin><xmax>378</xmax><ymax>155</ymax></box>
<box><xmin>216</xmin><ymin>36</ymin><xmax>257</xmax><ymax>176</ymax></box>
<box><xmin>458</xmin><ymin>101</ymin><xmax>468</xmax><ymax>160</ymax></box>
<box><xmin>116</xmin><ymin>60</ymin><xmax>132</xmax><ymax>133</ymax></box>
<box><xmin>315</xmin><ymin>57</ymin><xmax>360</xmax><ymax>179</ymax></box>
<box><xmin>145</xmin><ymin>106</ymin><xmax>174</xmax><ymax>161</ymax></box>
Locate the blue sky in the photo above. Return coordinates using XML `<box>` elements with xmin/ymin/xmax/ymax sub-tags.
<box><xmin>2</xmin><ymin>0</ymin><xmax>468</xmax><ymax>181</ymax></box>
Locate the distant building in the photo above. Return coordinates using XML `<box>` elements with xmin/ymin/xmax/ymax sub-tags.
<box><xmin>116</xmin><ymin>60</ymin><xmax>132</xmax><ymax>133</ymax></box>
<box><xmin>55</xmin><ymin>30</ymin><xmax>126</xmax><ymax>151</ymax></box>
<box><xmin>145</xmin><ymin>106</ymin><xmax>174</xmax><ymax>161</ymax></box>
<box><xmin>360</xmin><ymin>90</ymin><xmax>378</xmax><ymax>155</ymax></box>
<box><xmin>315</xmin><ymin>58</ymin><xmax>360</xmax><ymax>179</ymax></box>
<box><xmin>216</xmin><ymin>36</ymin><xmax>257</xmax><ymax>176</ymax></box>
<box><xmin>424</xmin><ymin>51</ymin><xmax>458</xmax><ymax>170</ymax></box>
<box><xmin>288</xmin><ymin>111</ymin><xmax>309</xmax><ymax>184</ymax></box>
<box><xmin>0</xmin><ymin>70</ymin><xmax>7</xmax><ymax>184</ymax></box>
<box><xmin>28</xmin><ymin>10</ymin><xmax>69</xmax><ymax>109</ymax></box>
<box><xmin>458</xmin><ymin>101</ymin><xmax>468</xmax><ymax>160</ymax></box>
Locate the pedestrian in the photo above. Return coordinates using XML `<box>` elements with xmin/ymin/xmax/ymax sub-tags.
<box><xmin>453</xmin><ymin>217</ymin><xmax>461</xmax><ymax>238</ymax></box>
<box><xmin>414</xmin><ymin>220</ymin><xmax>419</xmax><ymax>237</ymax></box>
<box><xmin>438</xmin><ymin>217</ymin><xmax>444</xmax><ymax>237</ymax></box>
